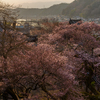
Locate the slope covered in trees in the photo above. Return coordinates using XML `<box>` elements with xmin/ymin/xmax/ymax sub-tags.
<box><xmin>16</xmin><ymin>3</ymin><xmax>68</xmax><ymax>18</ymax></box>
<box><xmin>62</xmin><ymin>0</ymin><xmax>100</xmax><ymax>18</ymax></box>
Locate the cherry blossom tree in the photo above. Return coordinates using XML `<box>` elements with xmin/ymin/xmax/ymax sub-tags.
<box><xmin>45</xmin><ymin>21</ymin><xmax>100</xmax><ymax>100</ymax></box>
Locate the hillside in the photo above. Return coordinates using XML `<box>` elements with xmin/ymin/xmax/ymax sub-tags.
<box><xmin>21</xmin><ymin>1</ymin><xmax>64</xmax><ymax>8</ymax></box>
<box><xmin>16</xmin><ymin>3</ymin><xmax>68</xmax><ymax>18</ymax></box>
<box><xmin>62</xmin><ymin>0</ymin><xmax>100</xmax><ymax>18</ymax></box>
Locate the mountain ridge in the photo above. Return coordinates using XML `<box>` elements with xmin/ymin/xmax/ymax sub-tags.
<box><xmin>62</xmin><ymin>0</ymin><xmax>100</xmax><ymax>18</ymax></box>
<box><xmin>16</xmin><ymin>3</ymin><xmax>68</xmax><ymax>19</ymax></box>
<box><xmin>21</xmin><ymin>1</ymin><xmax>65</xmax><ymax>8</ymax></box>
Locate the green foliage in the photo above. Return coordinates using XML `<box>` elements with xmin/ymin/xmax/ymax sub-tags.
<box><xmin>91</xmin><ymin>81</ymin><xmax>95</xmax><ymax>87</ymax></box>
<box><xmin>84</xmin><ymin>92</ymin><xmax>100</xmax><ymax>100</ymax></box>
<box><xmin>69</xmin><ymin>8</ymin><xmax>76</xmax><ymax>17</ymax></box>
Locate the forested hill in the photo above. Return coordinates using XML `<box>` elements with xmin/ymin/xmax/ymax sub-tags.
<box><xmin>17</xmin><ymin>3</ymin><xmax>68</xmax><ymax>18</ymax></box>
<box><xmin>62</xmin><ymin>0</ymin><xmax>100</xmax><ymax>18</ymax></box>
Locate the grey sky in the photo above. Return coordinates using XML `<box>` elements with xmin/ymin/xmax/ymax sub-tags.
<box><xmin>1</xmin><ymin>0</ymin><xmax>74</xmax><ymax>8</ymax></box>
<box><xmin>1</xmin><ymin>0</ymin><xmax>74</xmax><ymax>4</ymax></box>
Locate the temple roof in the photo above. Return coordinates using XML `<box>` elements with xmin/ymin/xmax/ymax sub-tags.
<box><xmin>69</xmin><ymin>19</ymin><xmax>82</xmax><ymax>25</ymax></box>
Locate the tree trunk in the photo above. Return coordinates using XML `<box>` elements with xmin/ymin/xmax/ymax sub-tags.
<box><xmin>41</xmin><ymin>85</ymin><xmax>57</xmax><ymax>100</ymax></box>
<box><xmin>3</xmin><ymin>87</ymin><xmax>19</xmax><ymax>100</ymax></box>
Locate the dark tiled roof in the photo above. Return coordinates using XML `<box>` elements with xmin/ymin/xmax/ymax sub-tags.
<box><xmin>27</xmin><ymin>35</ymin><xmax>38</xmax><ymax>42</ymax></box>
<box><xmin>69</xmin><ymin>19</ymin><xmax>82</xmax><ymax>25</ymax></box>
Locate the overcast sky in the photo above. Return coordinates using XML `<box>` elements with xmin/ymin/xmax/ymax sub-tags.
<box><xmin>1</xmin><ymin>0</ymin><xmax>74</xmax><ymax>8</ymax></box>
<box><xmin>1</xmin><ymin>0</ymin><xmax>74</xmax><ymax>4</ymax></box>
